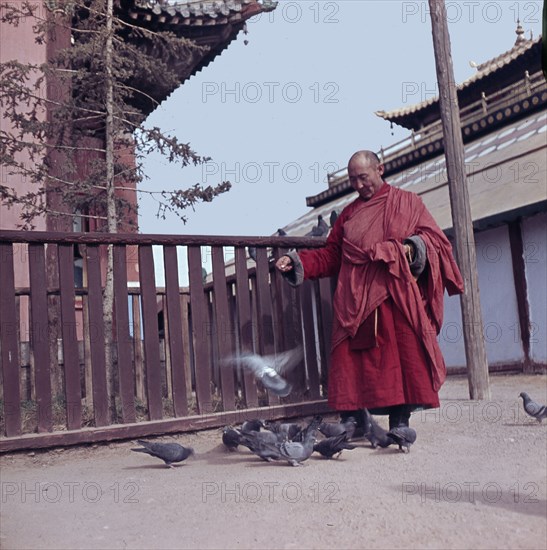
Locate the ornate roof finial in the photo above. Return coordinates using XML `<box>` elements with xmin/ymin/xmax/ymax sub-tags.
<box><xmin>515</xmin><ymin>19</ymin><xmax>525</xmax><ymax>44</ymax></box>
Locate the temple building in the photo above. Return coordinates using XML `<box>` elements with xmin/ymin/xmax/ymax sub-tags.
<box><xmin>282</xmin><ymin>26</ymin><xmax>546</xmax><ymax>372</ymax></box>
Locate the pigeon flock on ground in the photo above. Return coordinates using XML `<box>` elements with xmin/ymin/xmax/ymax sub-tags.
<box><xmin>131</xmin><ymin>389</ymin><xmax>546</xmax><ymax>467</ymax></box>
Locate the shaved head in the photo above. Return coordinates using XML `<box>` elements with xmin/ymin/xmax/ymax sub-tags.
<box><xmin>348</xmin><ymin>150</ymin><xmax>381</xmax><ymax>168</ymax></box>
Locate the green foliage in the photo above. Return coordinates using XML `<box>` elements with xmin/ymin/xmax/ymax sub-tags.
<box><xmin>0</xmin><ymin>0</ymin><xmax>231</xmax><ymax>229</ymax></box>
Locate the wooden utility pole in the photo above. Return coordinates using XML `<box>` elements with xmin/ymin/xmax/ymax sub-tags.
<box><xmin>428</xmin><ymin>0</ymin><xmax>490</xmax><ymax>399</ymax></box>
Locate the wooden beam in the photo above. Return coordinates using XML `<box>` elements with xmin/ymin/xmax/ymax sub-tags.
<box><xmin>0</xmin><ymin>400</ymin><xmax>332</xmax><ymax>453</ymax></box>
<box><xmin>429</xmin><ymin>0</ymin><xmax>490</xmax><ymax>399</ymax></box>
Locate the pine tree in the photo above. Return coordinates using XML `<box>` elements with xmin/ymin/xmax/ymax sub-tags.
<box><xmin>1</xmin><ymin>0</ymin><xmax>231</xmax><ymax>422</ymax></box>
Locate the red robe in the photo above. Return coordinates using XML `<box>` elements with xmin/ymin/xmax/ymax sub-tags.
<box><xmin>299</xmin><ymin>183</ymin><xmax>464</xmax><ymax>411</ymax></box>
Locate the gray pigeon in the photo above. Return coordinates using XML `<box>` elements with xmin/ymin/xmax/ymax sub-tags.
<box><xmin>248</xmin><ymin>246</ymin><xmax>257</xmax><ymax>262</ymax></box>
<box><xmin>387</xmin><ymin>427</ymin><xmax>417</xmax><ymax>453</ymax></box>
<box><xmin>319</xmin><ymin>417</ymin><xmax>357</xmax><ymax>440</ymax></box>
<box><xmin>221</xmin><ymin>347</ymin><xmax>303</xmax><ymax>397</ymax></box>
<box><xmin>131</xmin><ymin>440</ymin><xmax>194</xmax><ymax>467</ymax></box>
<box><xmin>277</xmin><ymin>228</ymin><xmax>287</xmax><ymax>236</ymax></box>
<box><xmin>263</xmin><ymin>421</ymin><xmax>303</xmax><ymax>441</ymax></box>
<box><xmin>313</xmin><ymin>432</ymin><xmax>357</xmax><ymax>459</ymax></box>
<box><xmin>519</xmin><ymin>392</ymin><xmax>547</xmax><ymax>423</ymax></box>
<box><xmin>240</xmin><ymin>419</ymin><xmax>265</xmax><ymax>434</ymax></box>
<box><xmin>363</xmin><ymin>409</ymin><xmax>393</xmax><ymax>449</ymax></box>
<box><xmin>222</xmin><ymin>426</ymin><xmax>242</xmax><ymax>451</ymax></box>
<box><xmin>306</xmin><ymin>214</ymin><xmax>329</xmax><ymax>237</ymax></box>
<box><xmin>276</xmin><ymin>415</ymin><xmax>323</xmax><ymax>466</ymax></box>
<box><xmin>329</xmin><ymin>210</ymin><xmax>339</xmax><ymax>228</ymax></box>
<box><xmin>239</xmin><ymin>429</ymin><xmax>286</xmax><ymax>460</ymax></box>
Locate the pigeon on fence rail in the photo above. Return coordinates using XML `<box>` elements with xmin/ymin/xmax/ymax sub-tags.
<box><xmin>306</xmin><ymin>214</ymin><xmax>330</xmax><ymax>237</ymax></box>
<box><xmin>319</xmin><ymin>417</ymin><xmax>357</xmax><ymax>440</ymax></box>
<box><xmin>313</xmin><ymin>432</ymin><xmax>357</xmax><ymax>459</ymax></box>
<box><xmin>519</xmin><ymin>392</ymin><xmax>547</xmax><ymax>423</ymax></box>
<box><xmin>363</xmin><ymin>409</ymin><xmax>393</xmax><ymax>449</ymax></box>
<box><xmin>387</xmin><ymin>427</ymin><xmax>417</xmax><ymax>453</ymax></box>
<box><xmin>248</xmin><ymin>246</ymin><xmax>257</xmax><ymax>262</ymax></box>
<box><xmin>221</xmin><ymin>346</ymin><xmax>304</xmax><ymax>397</ymax></box>
<box><xmin>222</xmin><ymin>426</ymin><xmax>242</xmax><ymax>451</ymax></box>
<box><xmin>131</xmin><ymin>440</ymin><xmax>194</xmax><ymax>467</ymax></box>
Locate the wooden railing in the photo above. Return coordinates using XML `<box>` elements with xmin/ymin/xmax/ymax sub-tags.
<box><xmin>0</xmin><ymin>230</ymin><xmax>334</xmax><ymax>451</ymax></box>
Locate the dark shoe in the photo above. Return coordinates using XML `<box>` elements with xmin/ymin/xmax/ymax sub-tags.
<box><xmin>388</xmin><ymin>405</ymin><xmax>412</xmax><ymax>430</ymax></box>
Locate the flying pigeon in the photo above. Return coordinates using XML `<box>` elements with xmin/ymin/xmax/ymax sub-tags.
<box><xmin>221</xmin><ymin>346</ymin><xmax>303</xmax><ymax>397</ymax></box>
<box><xmin>131</xmin><ymin>440</ymin><xmax>194</xmax><ymax>467</ymax></box>
<box><xmin>313</xmin><ymin>432</ymin><xmax>357</xmax><ymax>459</ymax></box>
<box><xmin>306</xmin><ymin>214</ymin><xmax>330</xmax><ymax>237</ymax></box>
<box><xmin>387</xmin><ymin>427</ymin><xmax>417</xmax><ymax>453</ymax></box>
<box><xmin>319</xmin><ymin>417</ymin><xmax>357</xmax><ymax>440</ymax></box>
<box><xmin>363</xmin><ymin>409</ymin><xmax>393</xmax><ymax>449</ymax></box>
<box><xmin>222</xmin><ymin>426</ymin><xmax>242</xmax><ymax>451</ymax></box>
<box><xmin>519</xmin><ymin>392</ymin><xmax>547</xmax><ymax>423</ymax></box>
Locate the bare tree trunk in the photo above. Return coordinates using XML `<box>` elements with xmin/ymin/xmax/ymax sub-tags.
<box><xmin>103</xmin><ymin>0</ymin><xmax>118</xmax><ymax>421</ymax></box>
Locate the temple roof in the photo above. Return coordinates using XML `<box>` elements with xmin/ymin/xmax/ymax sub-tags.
<box><xmin>282</xmin><ymin>110</ymin><xmax>546</xmax><ymax>236</ymax></box>
<box><xmin>375</xmin><ymin>34</ymin><xmax>542</xmax><ymax>131</ymax></box>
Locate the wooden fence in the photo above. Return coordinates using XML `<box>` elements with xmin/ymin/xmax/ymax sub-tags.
<box><xmin>0</xmin><ymin>230</ymin><xmax>335</xmax><ymax>452</ymax></box>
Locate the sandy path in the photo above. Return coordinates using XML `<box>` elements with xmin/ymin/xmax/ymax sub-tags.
<box><xmin>1</xmin><ymin>373</ymin><xmax>546</xmax><ymax>550</ymax></box>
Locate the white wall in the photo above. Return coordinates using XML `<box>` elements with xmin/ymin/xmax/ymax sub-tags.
<box><xmin>439</xmin><ymin>224</ymin><xmax>525</xmax><ymax>368</ymax></box>
<box><xmin>521</xmin><ymin>212</ymin><xmax>547</xmax><ymax>363</ymax></box>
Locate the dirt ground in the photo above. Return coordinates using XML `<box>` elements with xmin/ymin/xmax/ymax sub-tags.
<box><xmin>1</xmin><ymin>373</ymin><xmax>546</xmax><ymax>550</ymax></box>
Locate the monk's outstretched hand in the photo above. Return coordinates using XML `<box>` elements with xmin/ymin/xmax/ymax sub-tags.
<box><xmin>276</xmin><ymin>256</ymin><xmax>293</xmax><ymax>273</ymax></box>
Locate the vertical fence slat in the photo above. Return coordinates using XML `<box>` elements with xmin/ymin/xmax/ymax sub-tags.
<box><xmin>212</xmin><ymin>246</ymin><xmax>236</xmax><ymax>411</ymax></box>
<box><xmin>58</xmin><ymin>244</ymin><xmax>82</xmax><ymax>430</ymax></box>
<box><xmin>180</xmin><ymin>293</ymin><xmax>193</xmax><ymax>405</ymax></box>
<box><xmin>271</xmin><ymin>247</ymin><xmax>306</xmax><ymax>402</ymax></box>
<box><xmin>85</xmin><ymin>244</ymin><xmax>109</xmax><ymax>427</ymax></box>
<box><xmin>138</xmin><ymin>245</ymin><xmax>163</xmax><ymax>421</ymax></box>
<box><xmin>301</xmin><ymin>281</ymin><xmax>321</xmax><ymax>400</ymax></box>
<box><xmin>254</xmin><ymin>247</ymin><xmax>277</xmax><ymax>404</ymax></box>
<box><xmin>318</xmin><ymin>278</ymin><xmax>334</xmax><ymax>389</ymax></box>
<box><xmin>82</xmin><ymin>295</ymin><xmax>93</xmax><ymax>409</ymax></box>
<box><xmin>163</xmin><ymin>246</ymin><xmax>188</xmax><ymax>417</ymax></box>
<box><xmin>234</xmin><ymin>247</ymin><xmax>258</xmax><ymax>407</ymax></box>
<box><xmin>132</xmin><ymin>295</ymin><xmax>145</xmax><ymax>403</ymax></box>
<box><xmin>188</xmin><ymin>246</ymin><xmax>212</xmax><ymax>414</ymax></box>
<box><xmin>0</xmin><ymin>243</ymin><xmax>22</xmax><ymax>436</ymax></box>
<box><xmin>113</xmin><ymin>245</ymin><xmax>136</xmax><ymax>423</ymax></box>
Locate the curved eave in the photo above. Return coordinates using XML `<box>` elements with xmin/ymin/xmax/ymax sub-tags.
<box><xmin>116</xmin><ymin>0</ymin><xmax>277</xmax><ymax>117</ymax></box>
<box><xmin>376</xmin><ymin>38</ymin><xmax>541</xmax><ymax>131</ymax></box>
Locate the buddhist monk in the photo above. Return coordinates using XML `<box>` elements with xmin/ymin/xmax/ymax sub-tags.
<box><xmin>276</xmin><ymin>150</ymin><xmax>464</xmax><ymax>443</ymax></box>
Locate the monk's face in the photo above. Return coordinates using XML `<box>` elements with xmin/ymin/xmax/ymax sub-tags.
<box><xmin>348</xmin><ymin>157</ymin><xmax>385</xmax><ymax>201</ymax></box>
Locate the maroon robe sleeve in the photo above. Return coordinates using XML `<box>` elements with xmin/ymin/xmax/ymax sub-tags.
<box><xmin>297</xmin><ymin>207</ymin><xmax>348</xmax><ymax>279</ymax></box>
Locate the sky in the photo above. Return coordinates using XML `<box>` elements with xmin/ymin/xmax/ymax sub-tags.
<box><xmin>139</xmin><ymin>0</ymin><xmax>544</xmax><ymax>238</ymax></box>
